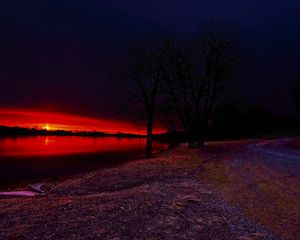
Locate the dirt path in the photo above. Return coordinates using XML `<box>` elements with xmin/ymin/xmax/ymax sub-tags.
<box><xmin>202</xmin><ymin>139</ymin><xmax>300</xmax><ymax>239</ymax></box>
<box><xmin>1</xmin><ymin>139</ymin><xmax>298</xmax><ymax>239</ymax></box>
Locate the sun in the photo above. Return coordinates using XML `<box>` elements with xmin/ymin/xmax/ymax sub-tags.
<box><xmin>44</xmin><ymin>124</ymin><xmax>51</xmax><ymax>131</ymax></box>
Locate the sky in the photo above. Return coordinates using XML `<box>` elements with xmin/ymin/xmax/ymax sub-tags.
<box><xmin>0</xmin><ymin>108</ymin><xmax>160</xmax><ymax>134</ymax></box>
<box><xmin>1</xmin><ymin>0</ymin><xmax>300</xmax><ymax>129</ymax></box>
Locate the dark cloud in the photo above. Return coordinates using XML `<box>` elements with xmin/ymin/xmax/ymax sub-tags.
<box><xmin>0</xmin><ymin>0</ymin><xmax>299</xmax><ymax>117</ymax></box>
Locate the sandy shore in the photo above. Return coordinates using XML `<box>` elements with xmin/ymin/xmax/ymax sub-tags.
<box><xmin>1</xmin><ymin>139</ymin><xmax>299</xmax><ymax>239</ymax></box>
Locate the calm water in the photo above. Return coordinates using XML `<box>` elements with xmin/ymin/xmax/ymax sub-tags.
<box><xmin>0</xmin><ymin>136</ymin><xmax>167</xmax><ymax>187</ymax></box>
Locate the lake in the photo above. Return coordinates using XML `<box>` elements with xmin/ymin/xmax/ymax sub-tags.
<box><xmin>0</xmin><ymin>136</ymin><xmax>167</xmax><ymax>187</ymax></box>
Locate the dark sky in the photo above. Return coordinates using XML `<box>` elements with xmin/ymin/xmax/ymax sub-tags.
<box><xmin>1</xmin><ymin>0</ymin><xmax>300</xmax><ymax>119</ymax></box>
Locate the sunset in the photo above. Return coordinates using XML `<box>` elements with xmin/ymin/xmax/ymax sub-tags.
<box><xmin>1</xmin><ymin>1</ymin><xmax>300</xmax><ymax>239</ymax></box>
<box><xmin>0</xmin><ymin>108</ymin><xmax>165</xmax><ymax>134</ymax></box>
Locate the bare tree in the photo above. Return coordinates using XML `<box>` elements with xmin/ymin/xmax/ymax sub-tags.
<box><xmin>114</xmin><ymin>23</ymin><xmax>238</xmax><ymax>153</ymax></box>
<box><xmin>163</xmin><ymin>23</ymin><xmax>239</xmax><ymax>147</ymax></box>
<box><xmin>114</xmin><ymin>39</ymin><xmax>166</xmax><ymax>158</ymax></box>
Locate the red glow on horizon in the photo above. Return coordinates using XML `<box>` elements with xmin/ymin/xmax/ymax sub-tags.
<box><xmin>0</xmin><ymin>108</ymin><xmax>165</xmax><ymax>135</ymax></box>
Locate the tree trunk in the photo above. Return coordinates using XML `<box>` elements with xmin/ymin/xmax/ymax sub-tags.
<box><xmin>145</xmin><ymin>113</ymin><xmax>153</xmax><ymax>158</ymax></box>
<box><xmin>188</xmin><ymin>139</ymin><xmax>204</xmax><ymax>148</ymax></box>
<box><xmin>187</xmin><ymin>126</ymin><xmax>205</xmax><ymax>149</ymax></box>
<box><xmin>188</xmin><ymin>135</ymin><xmax>204</xmax><ymax>149</ymax></box>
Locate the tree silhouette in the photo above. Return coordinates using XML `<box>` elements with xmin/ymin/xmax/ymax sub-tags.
<box><xmin>163</xmin><ymin>23</ymin><xmax>239</xmax><ymax>147</ymax></box>
<box><xmin>114</xmin><ymin>39</ymin><xmax>166</xmax><ymax>158</ymax></box>
<box><xmin>115</xmin><ymin>23</ymin><xmax>239</xmax><ymax>153</ymax></box>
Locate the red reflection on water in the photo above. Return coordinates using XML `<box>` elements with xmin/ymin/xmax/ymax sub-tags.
<box><xmin>0</xmin><ymin>136</ymin><xmax>150</xmax><ymax>157</ymax></box>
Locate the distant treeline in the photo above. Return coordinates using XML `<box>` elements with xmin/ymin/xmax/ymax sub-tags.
<box><xmin>155</xmin><ymin>104</ymin><xmax>300</xmax><ymax>143</ymax></box>
<box><xmin>2</xmin><ymin>105</ymin><xmax>300</xmax><ymax>142</ymax></box>
<box><xmin>0</xmin><ymin>126</ymin><xmax>144</xmax><ymax>138</ymax></box>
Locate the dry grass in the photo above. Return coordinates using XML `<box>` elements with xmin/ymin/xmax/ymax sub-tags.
<box><xmin>201</xmin><ymin>140</ymin><xmax>300</xmax><ymax>239</ymax></box>
<box><xmin>0</xmin><ymin>141</ymin><xmax>292</xmax><ymax>239</ymax></box>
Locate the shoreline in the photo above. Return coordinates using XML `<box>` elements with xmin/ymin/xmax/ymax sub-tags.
<box><xmin>1</xmin><ymin>139</ymin><xmax>299</xmax><ymax>239</ymax></box>
<box><xmin>0</xmin><ymin>143</ymin><xmax>172</xmax><ymax>192</ymax></box>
